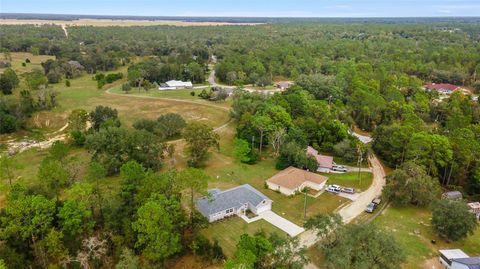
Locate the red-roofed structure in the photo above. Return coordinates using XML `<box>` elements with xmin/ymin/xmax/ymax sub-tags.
<box><xmin>424</xmin><ymin>83</ymin><xmax>460</xmax><ymax>94</ymax></box>
<box><xmin>307</xmin><ymin>146</ymin><xmax>334</xmax><ymax>172</ymax></box>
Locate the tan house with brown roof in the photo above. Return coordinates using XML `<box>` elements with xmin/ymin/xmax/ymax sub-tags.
<box><xmin>266</xmin><ymin>166</ymin><xmax>328</xmax><ymax>196</ymax></box>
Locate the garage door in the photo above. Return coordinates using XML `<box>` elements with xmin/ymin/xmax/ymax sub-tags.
<box><xmin>256</xmin><ymin>204</ymin><xmax>271</xmax><ymax>214</ymax></box>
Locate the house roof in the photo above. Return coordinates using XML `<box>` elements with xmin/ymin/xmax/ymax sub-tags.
<box><xmin>439</xmin><ymin>249</ymin><xmax>470</xmax><ymax>260</ymax></box>
<box><xmin>452</xmin><ymin>257</ymin><xmax>480</xmax><ymax>269</ymax></box>
<box><xmin>266</xmin><ymin>166</ymin><xmax>328</xmax><ymax>190</ymax></box>
<box><xmin>468</xmin><ymin>202</ymin><xmax>480</xmax><ymax>209</ymax></box>
<box><xmin>424</xmin><ymin>83</ymin><xmax>459</xmax><ymax>91</ymax></box>
<box><xmin>307</xmin><ymin>146</ymin><xmax>334</xmax><ymax>169</ymax></box>
<box><xmin>442</xmin><ymin>191</ymin><xmax>463</xmax><ymax>199</ymax></box>
<box><xmin>276</xmin><ymin>81</ymin><xmax>293</xmax><ymax>88</ymax></box>
<box><xmin>196</xmin><ymin>184</ymin><xmax>271</xmax><ymax>216</ymax></box>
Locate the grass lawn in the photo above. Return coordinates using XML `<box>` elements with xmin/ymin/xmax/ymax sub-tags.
<box><xmin>321</xmin><ymin>172</ymin><xmax>373</xmax><ymax>192</ymax></box>
<box><xmin>109</xmin><ymin>86</ymin><xmax>233</xmax><ymax>109</ymax></box>
<box><xmin>0</xmin><ymin>52</ymin><xmax>55</xmax><ymax>75</ymax></box>
<box><xmin>332</xmin><ymin>156</ymin><xmax>369</xmax><ymax>168</ymax></box>
<box><xmin>110</xmin><ymin>86</ymin><xmax>206</xmax><ymax>100</ymax></box>
<box><xmin>201</xmin><ymin>217</ymin><xmax>286</xmax><ymax>257</ymax></box>
<box><xmin>307</xmin><ymin>206</ymin><xmax>480</xmax><ymax>269</ymax></box>
<box><xmin>374</xmin><ymin>206</ymin><xmax>480</xmax><ymax>269</ymax></box>
<box><xmin>203</xmin><ymin>147</ymin><xmax>349</xmax><ymax>226</ymax></box>
<box><xmin>205</xmin><ymin>159</ymin><xmax>350</xmax><ymax>225</ymax></box>
<box><xmin>246</xmin><ymin>85</ymin><xmax>277</xmax><ymax>91</ymax></box>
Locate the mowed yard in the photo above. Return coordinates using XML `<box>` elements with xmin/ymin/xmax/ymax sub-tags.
<box><xmin>321</xmin><ymin>172</ymin><xmax>373</xmax><ymax>192</ymax></box>
<box><xmin>197</xmin><ymin>126</ymin><xmax>356</xmax><ymax>255</ymax></box>
<box><xmin>374</xmin><ymin>206</ymin><xmax>480</xmax><ymax>269</ymax></box>
<box><xmin>202</xmin><ymin>218</ymin><xmax>286</xmax><ymax>257</ymax></box>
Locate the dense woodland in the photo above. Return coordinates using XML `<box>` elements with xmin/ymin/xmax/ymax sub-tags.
<box><xmin>0</xmin><ymin>19</ymin><xmax>480</xmax><ymax>268</ymax></box>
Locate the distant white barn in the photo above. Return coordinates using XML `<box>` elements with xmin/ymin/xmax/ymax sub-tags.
<box><xmin>159</xmin><ymin>80</ymin><xmax>193</xmax><ymax>90</ymax></box>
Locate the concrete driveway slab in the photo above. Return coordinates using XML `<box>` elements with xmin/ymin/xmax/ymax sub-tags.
<box><xmin>259</xmin><ymin>211</ymin><xmax>305</xmax><ymax>237</ymax></box>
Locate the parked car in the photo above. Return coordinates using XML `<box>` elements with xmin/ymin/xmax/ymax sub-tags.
<box><xmin>341</xmin><ymin>187</ymin><xmax>355</xmax><ymax>194</ymax></box>
<box><xmin>372</xmin><ymin>197</ymin><xmax>382</xmax><ymax>206</ymax></box>
<box><xmin>365</xmin><ymin>202</ymin><xmax>376</xmax><ymax>213</ymax></box>
<box><xmin>326</xmin><ymin>185</ymin><xmax>341</xmax><ymax>194</ymax></box>
<box><xmin>332</xmin><ymin>165</ymin><xmax>348</xmax><ymax>172</ymax></box>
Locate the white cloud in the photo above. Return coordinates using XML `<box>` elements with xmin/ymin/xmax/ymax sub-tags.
<box><xmin>438</xmin><ymin>9</ymin><xmax>452</xmax><ymax>14</ymax></box>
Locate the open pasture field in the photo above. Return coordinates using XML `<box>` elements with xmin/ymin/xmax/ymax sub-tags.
<box><xmin>109</xmin><ymin>86</ymin><xmax>233</xmax><ymax>109</ymax></box>
<box><xmin>0</xmin><ymin>52</ymin><xmax>55</xmax><ymax>75</ymax></box>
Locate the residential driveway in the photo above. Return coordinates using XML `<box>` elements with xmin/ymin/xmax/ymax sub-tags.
<box><xmin>299</xmin><ymin>154</ymin><xmax>386</xmax><ymax>248</ymax></box>
<box><xmin>259</xmin><ymin>211</ymin><xmax>305</xmax><ymax>237</ymax></box>
<box><xmin>345</xmin><ymin>166</ymin><xmax>372</xmax><ymax>173</ymax></box>
<box><xmin>338</xmin><ymin>192</ymin><xmax>360</xmax><ymax>201</ymax></box>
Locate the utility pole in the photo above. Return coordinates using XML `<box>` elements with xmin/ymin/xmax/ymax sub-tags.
<box><xmin>303</xmin><ymin>188</ymin><xmax>307</xmax><ymax>219</ymax></box>
<box><xmin>357</xmin><ymin>145</ymin><xmax>363</xmax><ymax>186</ymax></box>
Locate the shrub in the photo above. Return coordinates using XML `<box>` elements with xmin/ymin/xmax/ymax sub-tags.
<box><xmin>431</xmin><ymin>199</ymin><xmax>478</xmax><ymax>241</ymax></box>
<box><xmin>105</xmin><ymin>72</ymin><xmax>123</xmax><ymax>84</ymax></box>
<box><xmin>70</xmin><ymin>130</ymin><xmax>86</xmax><ymax>146</ymax></box>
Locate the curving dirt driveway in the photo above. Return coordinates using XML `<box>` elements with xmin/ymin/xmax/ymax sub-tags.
<box><xmin>299</xmin><ymin>134</ymin><xmax>386</xmax><ymax>248</ymax></box>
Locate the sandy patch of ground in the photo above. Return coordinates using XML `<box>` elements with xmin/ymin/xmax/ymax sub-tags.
<box><xmin>423</xmin><ymin>257</ymin><xmax>442</xmax><ymax>269</ymax></box>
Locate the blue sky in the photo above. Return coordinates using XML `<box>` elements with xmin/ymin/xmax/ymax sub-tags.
<box><xmin>1</xmin><ymin>0</ymin><xmax>480</xmax><ymax>17</ymax></box>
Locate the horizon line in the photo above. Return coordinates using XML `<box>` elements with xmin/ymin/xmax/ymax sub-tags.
<box><xmin>2</xmin><ymin>12</ymin><xmax>480</xmax><ymax>19</ymax></box>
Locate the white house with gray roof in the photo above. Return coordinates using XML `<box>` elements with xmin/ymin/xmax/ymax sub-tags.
<box><xmin>439</xmin><ymin>249</ymin><xmax>480</xmax><ymax>269</ymax></box>
<box><xmin>196</xmin><ymin>184</ymin><xmax>272</xmax><ymax>222</ymax></box>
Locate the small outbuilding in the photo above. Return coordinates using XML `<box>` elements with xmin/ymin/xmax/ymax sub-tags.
<box><xmin>275</xmin><ymin>81</ymin><xmax>294</xmax><ymax>90</ymax></box>
<box><xmin>439</xmin><ymin>249</ymin><xmax>470</xmax><ymax>269</ymax></box>
<box><xmin>307</xmin><ymin>146</ymin><xmax>334</xmax><ymax>173</ymax></box>
<box><xmin>450</xmin><ymin>257</ymin><xmax>480</xmax><ymax>269</ymax></box>
<box><xmin>266</xmin><ymin>166</ymin><xmax>328</xmax><ymax>196</ymax></box>
<box><xmin>424</xmin><ymin>83</ymin><xmax>460</xmax><ymax>95</ymax></box>
<box><xmin>442</xmin><ymin>191</ymin><xmax>463</xmax><ymax>200</ymax></box>
<box><xmin>468</xmin><ymin>202</ymin><xmax>480</xmax><ymax>220</ymax></box>
<box><xmin>159</xmin><ymin>80</ymin><xmax>193</xmax><ymax>90</ymax></box>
